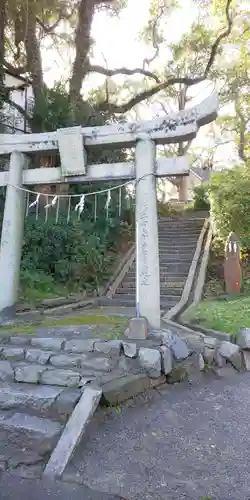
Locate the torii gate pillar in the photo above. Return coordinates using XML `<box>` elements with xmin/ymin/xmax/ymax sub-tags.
<box><xmin>135</xmin><ymin>137</ymin><xmax>160</xmax><ymax>328</ymax></box>
<box><xmin>0</xmin><ymin>152</ymin><xmax>26</xmax><ymax>316</ymax></box>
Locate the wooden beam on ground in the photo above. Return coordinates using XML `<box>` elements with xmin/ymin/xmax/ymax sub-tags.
<box><xmin>0</xmin><ymin>157</ymin><xmax>189</xmax><ymax>187</ymax></box>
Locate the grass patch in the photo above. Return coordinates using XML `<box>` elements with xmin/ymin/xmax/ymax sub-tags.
<box><xmin>0</xmin><ymin>313</ymin><xmax>129</xmax><ymax>335</ymax></box>
<box><xmin>184</xmin><ymin>295</ymin><xmax>250</xmax><ymax>335</ymax></box>
<box><xmin>42</xmin><ymin>313</ymin><xmax>128</xmax><ymax>327</ymax></box>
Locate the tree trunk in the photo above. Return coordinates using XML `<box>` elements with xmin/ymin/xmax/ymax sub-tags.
<box><xmin>0</xmin><ymin>0</ymin><xmax>6</xmax><ymax>86</ymax></box>
<box><xmin>24</xmin><ymin>2</ymin><xmax>44</xmax><ymax>131</ymax></box>
<box><xmin>69</xmin><ymin>0</ymin><xmax>96</xmax><ymax>116</ymax></box>
<box><xmin>238</xmin><ymin>118</ymin><xmax>247</xmax><ymax>163</ymax></box>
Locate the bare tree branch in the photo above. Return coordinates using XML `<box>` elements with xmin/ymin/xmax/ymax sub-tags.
<box><xmin>3</xmin><ymin>60</ymin><xmax>27</xmax><ymax>77</ymax></box>
<box><xmin>203</xmin><ymin>0</ymin><xmax>233</xmax><ymax>78</ymax></box>
<box><xmin>98</xmin><ymin>0</ymin><xmax>234</xmax><ymax>114</ymax></box>
<box><xmin>143</xmin><ymin>4</ymin><xmax>164</xmax><ymax>68</ymax></box>
<box><xmin>88</xmin><ymin>64</ymin><xmax>161</xmax><ymax>83</ymax></box>
<box><xmin>36</xmin><ymin>9</ymin><xmax>75</xmax><ymax>34</ymax></box>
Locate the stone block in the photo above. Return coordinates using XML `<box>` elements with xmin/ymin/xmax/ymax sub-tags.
<box><xmin>204</xmin><ymin>337</ymin><xmax>218</xmax><ymax>349</ymax></box>
<box><xmin>64</xmin><ymin>339</ymin><xmax>96</xmax><ymax>353</ymax></box>
<box><xmin>237</xmin><ymin>328</ymin><xmax>250</xmax><ymax>350</ymax></box>
<box><xmin>138</xmin><ymin>347</ymin><xmax>161</xmax><ymax>378</ymax></box>
<box><xmin>49</xmin><ymin>354</ymin><xmax>86</xmax><ymax>368</ymax></box>
<box><xmin>214</xmin><ymin>349</ymin><xmax>225</xmax><ymax>368</ymax></box>
<box><xmin>0</xmin><ymin>385</ymin><xmax>62</xmax><ymax>413</ymax></box>
<box><xmin>160</xmin><ymin>331</ymin><xmax>190</xmax><ymax>360</ymax></box>
<box><xmin>219</xmin><ymin>341</ymin><xmax>239</xmax><ymax>358</ymax></box>
<box><xmin>94</xmin><ymin>340</ymin><xmax>122</xmax><ymax>357</ymax></box>
<box><xmin>81</xmin><ymin>357</ymin><xmax>115</xmax><ymax>372</ymax></box>
<box><xmin>166</xmin><ymin>363</ymin><xmax>189</xmax><ymax>384</ymax></box>
<box><xmin>101</xmin><ymin>373</ymin><xmax>166</xmax><ymax>406</ymax></box>
<box><xmin>0</xmin><ymin>412</ymin><xmax>62</xmax><ymax>455</ymax></box>
<box><xmin>167</xmin><ymin>355</ymin><xmax>200</xmax><ymax>384</ymax></box>
<box><xmin>126</xmin><ymin>317</ymin><xmax>148</xmax><ymax>339</ymax></box>
<box><xmin>51</xmin><ymin>388</ymin><xmax>81</xmax><ymax>422</ymax></box>
<box><xmin>25</xmin><ymin>349</ymin><xmax>53</xmax><ymax>365</ymax></box>
<box><xmin>0</xmin><ymin>361</ymin><xmax>14</xmax><ymax>381</ymax></box>
<box><xmin>31</xmin><ymin>338</ymin><xmax>65</xmax><ymax>351</ymax></box>
<box><xmin>122</xmin><ymin>341</ymin><xmax>137</xmax><ymax>358</ymax></box>
<box><xmin>14</xmin><ymin>364</ymin><xmax>46</xmax><ymax>384</ymax></box>
<box><xmin>242</xmin><ymin>350</ymin><xmax>250</xmax><ymax>371</ymax></box>
<box><xmin>218</xmin><ymin>341</ymin><xmax>242</xmax><ymax>371</ymax></box>
<box><xmin>2</xmin><ymin>347</ymin><xmax>25</xmax><ymax>361</ymax></box>
<box><xmin>41</xmin><ymin>369</ymin><xmax>81</xmax><ymax>387</ymax></box>
<box><xmin>10</xmin><ymin>336</ymin><xmax>30</xmax><ymax>346</ymax></box>
<box><xmin>171</xmin><ymin>337</ymin><xmax>190</xmax><ymax>361</ymax></box>
<box><xmin>199</xmin><ymin>353</ymin><xmax>205</xmax><ymax>371</ymax></box>
<box><xmin>160</xmin><ymin>346</ymin><xmax>173</xmax><ymax>375</ymax></box>
<box><xmin>203</xmin><ymin>346</ymin><xmax>215</xmax><ymax>364</ymax></box>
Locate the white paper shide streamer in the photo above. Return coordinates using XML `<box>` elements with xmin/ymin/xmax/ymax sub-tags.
<box><xmin>105</xmin><ymin>189</ymin><xmax>111</xmax><ymax>219</ymax></box>
<box><xmin>44</xmin><ymin>196</ymin><xmax>58</xmax><ymax>209</ymax></box>
<box><xmin>75</xmin><ymin>194</ymin><xmax>85</xmax><ymax>217</ymax></box>
<box><xmin>11</xmin><ymin>178</ymin><xmax>133</xmax><ymax>224</ymax></box>
<box><xmin>29</xmin><ymin>193</ymin><xmax>40</xmax><ymax>209</ymax></box>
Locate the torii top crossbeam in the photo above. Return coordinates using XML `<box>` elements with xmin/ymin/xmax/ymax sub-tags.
<box><xmin>0</xmin><ymin>94</ymin><xmax>219</xmax><ymax>155</ymax></box>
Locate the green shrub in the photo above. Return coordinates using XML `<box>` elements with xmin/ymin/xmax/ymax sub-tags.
<box><xmin>209</xmin><ymin>165</ymin><xmax>250</xmax><ymax>242</ymax></box>
<box><xmin>193</xmin><ymin>183</ymin><xmax>210</xmax><ymax>211</ymax></box>
<box><xmin>21</xmin><ymin>213</ymin><xmax>122</xmax><ymax>292</ymax></box>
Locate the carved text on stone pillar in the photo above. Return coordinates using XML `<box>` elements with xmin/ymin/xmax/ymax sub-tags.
<box><xmin>140</xmin><ymin>200</ymin><xmax>150</xmax><ymax>286</ymax></box>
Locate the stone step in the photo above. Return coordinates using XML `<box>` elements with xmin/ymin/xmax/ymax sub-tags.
<box><xmin>115</xmin><ymin>288</ymin><xmax>182</xmax><ymax>297</ymax></box>
<box><xmin>158</xmin><ymin>246</ymin><xmax>197</xmax><ymax>252</ymax></box>
<box><xmin>158</xmin><ymin>222</ymin><xmax>204</xmax><ymax>228</ymax></box>
<box><xmin>0</xmin><ymin>383</ymin><xmax>81</xmax><ymax>423</ymax></box>
<box><xmin>126</xmin><ymin>265</ymin><xmax>191</xmax><ymax>275</ymax></box>
<box><xmin>158</xmin><ymin>257</ymin><xmax>194</xmax><ymax>263</ymax></box>
<box><xmin>120</xmin><ymin>280</ymin><xmax>185</xmax><ymax>289</ymax></box>
<box><xmin>0</xmin><ymin>409</ymin><xmax>63</xmax><ymax>460</ymax></box>
<box><xmin>158</xmin><ymin>224</ymin><xmax>202</xmax><ymax>230</ymax></box>
<box><xmin>0</xmin><ymin>339</ymin><xmax>126</xmax><ymax>389</ymax></box>
<box><xmin>115</xmin><ymin>286</ymin><xmax>181</xmax><ymax>297</ymax></box>
<box><xmin>98</xmin><ymin>296</ymin><xmax>178</xmax><ymax>308</ymax></box>
<box><xmin>125</xmin><ymin>272</ymin><xmax>189</xmax><ymax>281</ymax></box>
<box><xmin>158</xmin><ymin>235</ymin><xmax>200</xmax><ymax>241</ymax></box>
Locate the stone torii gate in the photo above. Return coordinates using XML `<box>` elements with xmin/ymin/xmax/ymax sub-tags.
<box><xmin>0</xmin><ymin>94</ymin><xmax>218</xmax><ymax>328</ymax></box>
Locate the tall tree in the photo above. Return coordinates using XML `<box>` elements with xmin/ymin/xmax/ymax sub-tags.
<box><xmin>0</xmin><ymin>0</ymin><xmax>235</xmax><ymax>130</ymax></box>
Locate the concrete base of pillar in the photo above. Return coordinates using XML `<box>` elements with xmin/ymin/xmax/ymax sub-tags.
<box><xmin>126</xmin><ymin>317</ymin><xmax>149</xmax><ymax>339</ymax></box>
<box><xmin>178</xmin><ymin>176</ymin><xmax>189</xmax><ymax>202</ymax></box>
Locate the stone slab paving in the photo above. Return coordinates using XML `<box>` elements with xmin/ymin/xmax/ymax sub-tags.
<box><xmin>64</xmin><ymin>373</ymin><xmax>250</xmax><ymax>500</ymax></box>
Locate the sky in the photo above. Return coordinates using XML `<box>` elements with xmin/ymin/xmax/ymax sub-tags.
<box><xmin>42</xmin><ymin>0</ymin><xmax>238</xmax><ymax>167</ymax></box>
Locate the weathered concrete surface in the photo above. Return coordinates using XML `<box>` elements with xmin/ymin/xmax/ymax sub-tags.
<box><xmin>44</xmin><ymin>387</ymin><xmax>102</xmax><ymax>479</ymax></box>
<box><xmin>0</xmin><ymin>475</ymin><xmax>123</xmax><ymax>500</ymax></box>
<box><xmin>0</xmin><ymin>412</ymin><xmax>62</xmax><ymax>456</ymax></box>
<box><xmin>66</xmin><ymin>373</ymin><xmax>250</xmax><ymax>500</ymax></box>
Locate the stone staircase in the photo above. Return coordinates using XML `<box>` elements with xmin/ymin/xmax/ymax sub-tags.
<box><xmin>0</xmin><ymin>327</ymin><xmax>125</xmax><ymax>472</ymax></box>
<box><xmin>100</xmin><ymin>216</ymin><xmax>205</xmax><ymax>310</ymax></box>
<box><xmin>0</xmin><ymin>320</ymin><xmax>202</xmax><ymax>475</ymax></box>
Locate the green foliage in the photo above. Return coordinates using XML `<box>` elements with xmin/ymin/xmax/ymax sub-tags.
<box><xmin>20</xmin><ymin>212</ymin><xmax>128</xmax><ymax>296</ymax></box>
<box><xmin>193</xmin><ymin>183</ymin><xmax>210</xmax><ymax>211</ymax></box>
<box><xmin>209</xmin><ymin>164</ymin><xmax>250</xmax><ymax>245</ymax></box>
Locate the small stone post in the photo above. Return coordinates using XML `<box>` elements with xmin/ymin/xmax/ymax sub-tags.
<box><xmin>0</xmin><ymin>152</ymin><xmax>26</xmax><ymax>315</ymax></box>
<box><xmin>135</xmin><ymin>136</ymin><xmax>161</xmax><ymax>329</ymax></box>
<box><xmin>224</xmin><ymin>231</ymin><xmax>242</xmax><ymax>294</ymax></box>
